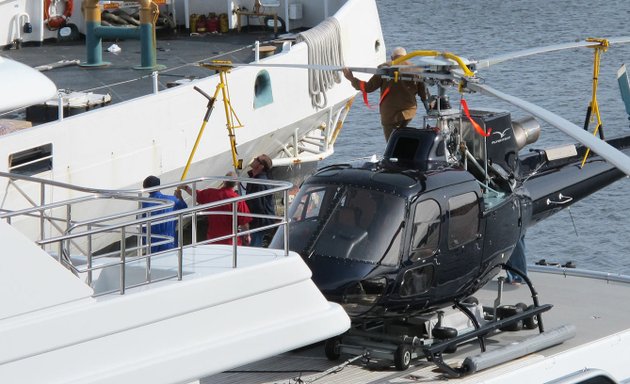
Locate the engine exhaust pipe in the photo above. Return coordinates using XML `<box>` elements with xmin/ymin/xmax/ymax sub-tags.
<box><xmin>512</xmin><ymin>116</ymin><xmax>541</xmax><ymax>150</ymax></box>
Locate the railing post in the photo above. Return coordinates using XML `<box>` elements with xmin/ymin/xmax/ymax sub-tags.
<box><xmin>191</xmin><ymin>182</ymin><xmax>198</xmax><ymax>245</ymax></box>
<box><xmin>146</xmin><ymin>219</ymin><xmax>152</xmax><ymax>283</ymax></box>
<box><xmin>120</xmin><ymin>227</ymin><xmax>126</xmax><ymax>294</ymax></box>
<box><xmin>152</xmin><ymin>71</ymin><xmax>159</xmax><ymax>94</ymax></box>
<box><xmin>40</xmin><ymin>182</ymin><xmax>45</xmax><ymax>247</ymax></box>
<box><xmin>177</xmin><ymin>212</ymin><xmax>183</xmax><ymax>280</ymax></box>
<box><xmin>283</xmin><ymin>189</ymin><xmax>289</xmax><ymax>257</ymax></box>
<box><xmin>232</xmin><ymin>201</ymin><xmax>238</xmax><ymax>268</ymax></box>
<box><xmin>58</xmin><ymin>241</ymin><xmax>63</xmax><ymax>263</ymax></box>
<box><xmin>138</xmin><ymin>192</ymin><xmax>145</xmax><ymax>276</ymax></box>
<box><xmin>57</xmin><ymin>92</ymin><xmax>64</xmax><ymax>121</ymax></box>
<box><xmin>87</xmin><ymin>224</ymin><xmax>93</xmax><ymax>287</ymax></box>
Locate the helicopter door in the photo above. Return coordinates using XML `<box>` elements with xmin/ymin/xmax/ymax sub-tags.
<box><xmin>399</xmin><ymin>199</ymin><xmax>441</xmax><ymax>298</ymax></box>
<box><xmin>480</xmin><ymin>194</ymin><xmax>522</xmax><ymax>267</ymax></box>
<box><xmin>435</xmin><ymin>190</ymin><xmax>483</xmax><ymax>296</ymax></box>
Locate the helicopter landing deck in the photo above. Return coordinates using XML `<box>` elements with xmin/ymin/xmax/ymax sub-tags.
<box><xmin>205</xmin><ymin>268</ymin><xmax>630</xmax><ymax>383</ymax></box>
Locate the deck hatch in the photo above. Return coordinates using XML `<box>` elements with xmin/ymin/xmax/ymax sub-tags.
<box><xmin>9</xmin><ymin>143</ymin><xmax>53</xmax><ymax>175</ymax></box>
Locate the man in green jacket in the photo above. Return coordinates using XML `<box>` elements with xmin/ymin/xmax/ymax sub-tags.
<box><xmin>343</xmin><ymin>46</ymin><xmax>429</xmax><ymax>141</ymax></box>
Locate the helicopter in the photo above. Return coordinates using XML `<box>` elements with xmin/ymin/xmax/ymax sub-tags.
<box><xmin>265</xmin><ymin>37</ymin><xmax>630</xmax><ymax>373</ymax></box>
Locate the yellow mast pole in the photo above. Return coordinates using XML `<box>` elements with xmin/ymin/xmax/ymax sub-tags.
<box><xmin>180</xmin><ymin>61</ymin><xmax>244</xmax><ymax>181</ymax></box>
<box><xmin>580</xmin><ymin>38</ymin><xmax>609</xmax><ymax>168</ymax></box>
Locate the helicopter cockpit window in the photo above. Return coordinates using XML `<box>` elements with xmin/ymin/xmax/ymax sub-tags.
<box><xmin>282</xmin><ymin>184</ymin><xmax>405</xmax><ymax>266</ymax></box>
<box><xmin>410</xmin><ymin>199</ymin><xmax>441</xmax><ymax>261</ymax></box>
<box><xmin>275</xmin><ymin>184</ymin><xmax>343</xmax><ymax>253</ymax></box>
<box><xmin>320</xmin><ymin>187</ymin><xmax>404</xmax><ymax>265</ymax></box>
<box><xmin>447</xmin><ymin>192</ymin><xmax>479</xmax><ymax>250</ymax></box>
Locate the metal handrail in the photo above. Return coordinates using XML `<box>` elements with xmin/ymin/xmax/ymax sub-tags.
<box><xmin>1</xmin><ymin>172</ymin><xmax>293</xmax><ymax>296</ymax></box>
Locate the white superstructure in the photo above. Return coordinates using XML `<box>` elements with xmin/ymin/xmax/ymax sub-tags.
<box><xmin>0</xmin><ymin>173</ymin><xmax>350</xmax><ymax>383</ymax></box>
<box><xmin>0</xmin><ymin>0</ymin><xmax>385</xmax><ymax>243</ymax></box>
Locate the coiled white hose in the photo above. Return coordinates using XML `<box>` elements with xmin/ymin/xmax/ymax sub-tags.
<box><xmin>297</xmin><ymin>17</ymin><xmax>344</xmax><ymax>109</ymax></box>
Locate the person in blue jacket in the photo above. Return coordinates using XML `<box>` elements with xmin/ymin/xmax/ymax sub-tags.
<box><xmin>142</xmin><ymin>175</ymin><xmax>188</xmax><ymax>252</ymax></box>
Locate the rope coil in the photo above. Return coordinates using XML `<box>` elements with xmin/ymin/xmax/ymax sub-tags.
<box><xmin>297</xmin><ymin>17</ymin><xmax>345</xmax><ymax>109</ymax></box>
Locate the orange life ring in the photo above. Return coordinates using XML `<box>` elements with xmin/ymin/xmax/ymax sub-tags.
<box><xmin>44</xmin><ymin>0</ymin><xmax>74</xmax><ymax>30</ymax></box>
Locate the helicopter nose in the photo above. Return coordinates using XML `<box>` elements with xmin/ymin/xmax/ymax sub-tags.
<box><xmin>304</xmin><ymin>256</ymin><xmax>380</xmax><ymax>293</ymax></box>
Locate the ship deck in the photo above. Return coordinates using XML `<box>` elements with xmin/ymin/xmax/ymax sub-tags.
<box><xmin>205</xmin><ymin>267</ymin><xmax>630</xmax><ymax>383</ymax></box>
<box><xmin>1</xmin><ymin>27</ymin><xmax>285</xmax><ymax>116</ymax></box>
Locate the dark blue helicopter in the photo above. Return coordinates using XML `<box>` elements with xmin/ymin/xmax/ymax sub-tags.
<box><xmin>270</xmin><ymin>41</ymin><xmax>630</xmax><ymax>318</ymax></box>
<box><xmin>268</xmin><ymin>40</ymin><xmax>630</xmax><ymax>374</ymax></box>
<box><xmin>270</xmin><ymin>110</ymin><xmax>630</xmax><ymax>318</ymax></box>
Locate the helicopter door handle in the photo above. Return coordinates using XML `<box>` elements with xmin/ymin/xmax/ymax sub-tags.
<box><xmin>546</xmin><ymin>193</ymin><xmax>573</xmax><ymax>206</ymax></box>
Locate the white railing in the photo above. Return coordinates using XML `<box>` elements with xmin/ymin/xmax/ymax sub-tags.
<box><xmin>0</xmin><ymin>171</ymin><xmax>292</xmax><ymax>295</ymax></box>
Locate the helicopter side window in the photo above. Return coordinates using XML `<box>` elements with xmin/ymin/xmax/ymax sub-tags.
<box><xmin>447</xmin><ymin>192</ymin><xmax>479</xmax><ymax>250</ymax></box>
<box><xmin>291</xmin><ymin>186</ymin><xmax>326</xmax><ymax>221</ymax></box>
<box><xmin>410</xmin><ymin>199</ymin><xmax>441</xmax><ymax>261</ymax></box>
<box><xmin>399</xmin><ymin>265</ymin><xmax>435</xmax><ymax>297</ymax></box>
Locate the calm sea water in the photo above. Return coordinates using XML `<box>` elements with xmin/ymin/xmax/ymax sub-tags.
<box><xmin>326</xmin><ymin>0</ymin><xmax>630</xmax><ymax>274</ymax></box>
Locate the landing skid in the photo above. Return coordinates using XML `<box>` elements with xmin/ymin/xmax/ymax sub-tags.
<box><xmin>324</xmin><ymin>268</ymin><xmax>574</xmax><ymax>377</ymax></box>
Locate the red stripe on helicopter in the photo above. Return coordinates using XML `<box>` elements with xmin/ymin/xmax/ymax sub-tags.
<box><xmin>461</xmin><ymin>99</ymin><xmax>491</xmax><ymax>137</ymax></box>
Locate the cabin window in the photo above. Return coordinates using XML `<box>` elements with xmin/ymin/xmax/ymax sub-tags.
<box><xmin>399</xmin><ymin>265</ymin><xmax>434</xmax><ymax>297</ymax></box>
<box><xmin>447</xmin><ymin>192</ymin><xmax>479</xmax><ymax>249</ymax></box>
<box><xmin>410</xmin><ymin>199</ymin><xmax>441</xmax><ymax>261</ymax></box>
<box><xmin>9</xmin><ymin>144</ymin><xmax>53</xmax><ymax>176</ymax></box>
<box><xmin>253</xmin><ymin>70</ymin><xmax>273</xmax><ymax>108</ymax></box>
<box><xmin>291</xmin><ymin>185</ymin><xmax>326</xmax><ymax>221</ymax></box>
<box><xmin>391</xmin><ymin>137</ymin><xmax>419</xmax><ymax>161</ymax></box>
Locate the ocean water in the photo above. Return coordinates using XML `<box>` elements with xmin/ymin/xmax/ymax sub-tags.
<box><xmin>326</xmin><ymin>0</ymin><xmax>630</xmax><ymax>275</ymax></box>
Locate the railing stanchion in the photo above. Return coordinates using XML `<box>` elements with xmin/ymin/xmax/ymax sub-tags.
<box><xmin>177</xmin><ymin>212</ymin><xmax>183</xmax><ymax>280</ymax></box>
<box><xmin>232</xmin><ymin>201</ymin><xmax>238</xmax><ymax>268</ymax></box>
<box><xmin>284</xmin><ymin>189</ymin><xmax>289</xmax><ymax>257</ymax></box>
<box><xmin>120</xmin><ymin>227</ymin><xmax>126</xmax><ymax>295</ymax></box>
<box><xmin>146</xmin><ymin>221</ymin><xmax>152</xmax><ymax>283</ymax></box>
<box><xmin>40</xmin><ymin>182</ymin><xmax>45</xmax><ymax>248</ymax></box>
<box><xmin>0</xmin><ymin>173</ymin><xmax>293</xmax><ymax>295</ymax></box>
<box><xmin>87</xmin><ymin>224</ymin><xmax>93</xmax><ymax>286</ymax></box>
<box><xmin>138</xmin><ymin>192</ymin><xmax>146</xmax><ymax>280</ymax></box>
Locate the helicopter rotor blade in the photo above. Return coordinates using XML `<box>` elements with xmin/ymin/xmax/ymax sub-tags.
<box><xmin>476</xmin><ymin>36</ymin><xmax>630</xmax><ymax>69</ymax></box>
<box><xmin>468</xmin><ymin>82</ymin><xmax>630</xmax><ymax>177</ymax></box>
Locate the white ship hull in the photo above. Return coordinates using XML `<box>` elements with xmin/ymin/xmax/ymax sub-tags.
<box><xmin>0</xmin><ymin>0</ymin><xmax>385</xmax><ymax>246</ymax></box>
<box><xmin>0</xmin><ymin>1</ymin><xmax>381</xmax><ymax>382</ymax></box>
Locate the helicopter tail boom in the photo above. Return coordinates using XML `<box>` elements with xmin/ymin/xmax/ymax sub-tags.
<box><xmin>520</xmin><ymin>135</ymin><xmax>630</xmax><ymax>225</ymax></box>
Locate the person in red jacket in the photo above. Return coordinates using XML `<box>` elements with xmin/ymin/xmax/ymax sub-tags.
<box><xmin>178</xmin><ymin>172</ymin><xmax>252</xmax><ymax>245</ymax></box>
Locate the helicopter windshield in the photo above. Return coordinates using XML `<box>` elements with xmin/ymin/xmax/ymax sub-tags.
<box><xmin>282</xmin><ymin>184</ymin><xmax>405</xmax><ymax>266</ymax></box>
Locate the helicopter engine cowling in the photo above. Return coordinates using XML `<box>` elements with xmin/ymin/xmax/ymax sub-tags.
<box><xmin>381</xmin><ymin>128</ymin><xmax>448</xmax><ymax>171</ymax></box>
<box><xmin>512</xmin><ymin>116</ymin><xmax>541</xmax><ymax>150</ymax></box>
